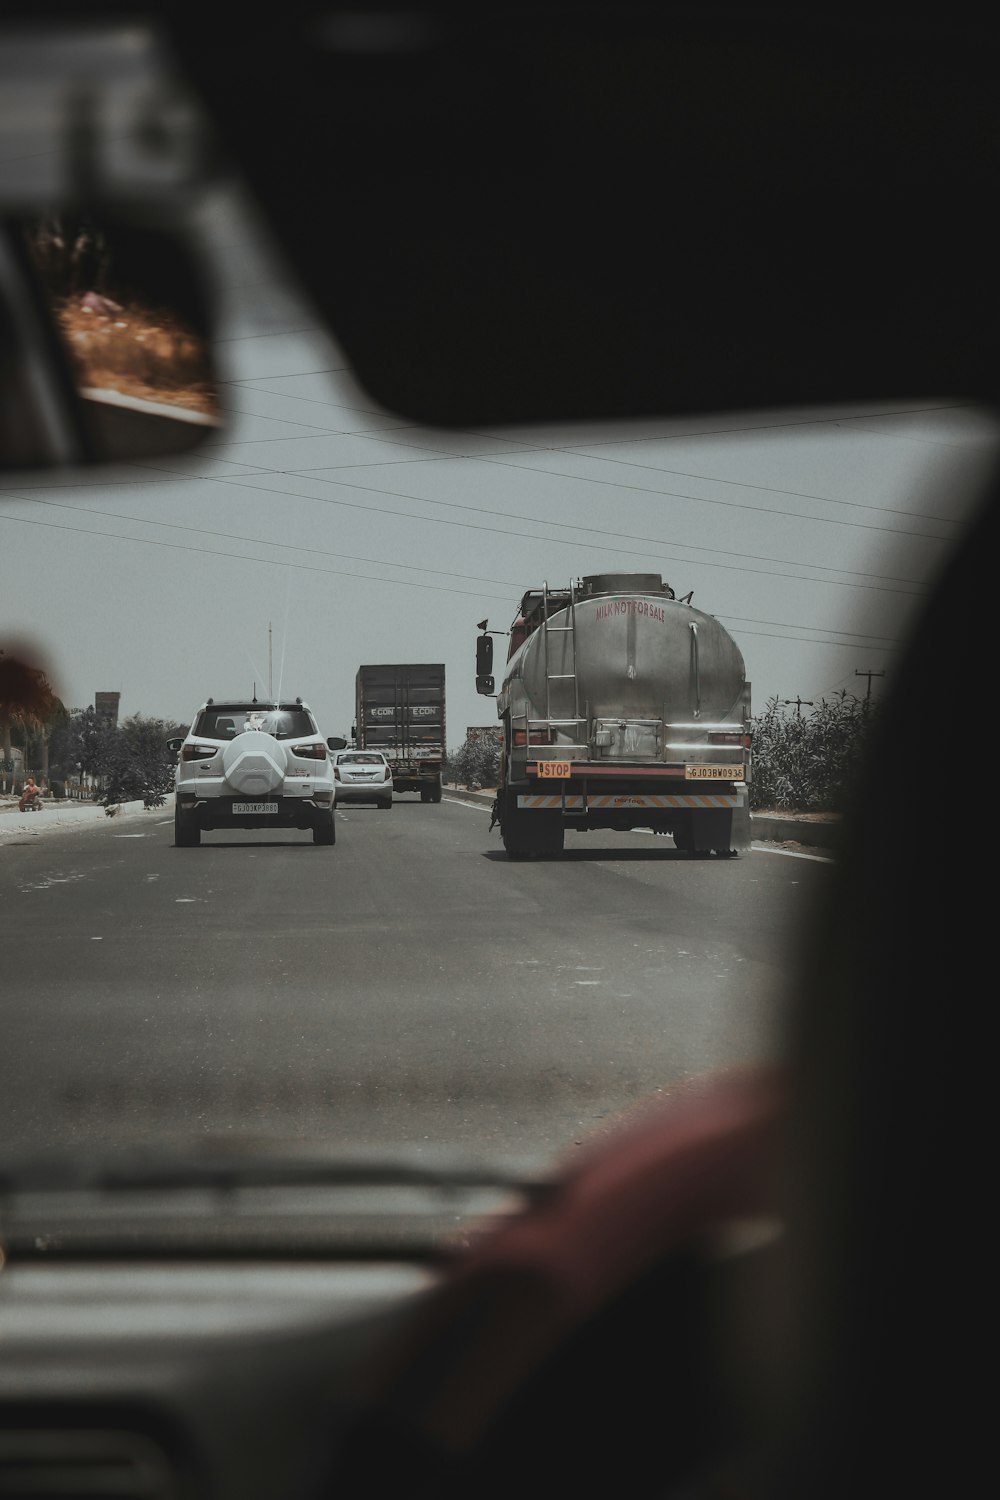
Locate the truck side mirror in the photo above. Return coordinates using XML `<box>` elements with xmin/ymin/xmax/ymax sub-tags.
<box><xmin>476</xmin><ymin>635</ymin><xmax>493</xmax><ymax>677</ymax></box>
<box><xmin>476</xmin><ymin>676</ymin><xmax>495</xmax><ymax>695</ymax></box>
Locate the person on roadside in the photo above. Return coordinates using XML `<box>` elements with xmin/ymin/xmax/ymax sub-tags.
<box><xmin>18</xmin><ymin>774</ymin><xmax>43</xmax><ymax>811</ymax></box>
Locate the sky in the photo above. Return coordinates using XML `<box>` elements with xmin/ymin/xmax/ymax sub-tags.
<box><xmin>2</xmin><ymin>26</ymin><xmax>998</xmax><ymax>745</ymax></box>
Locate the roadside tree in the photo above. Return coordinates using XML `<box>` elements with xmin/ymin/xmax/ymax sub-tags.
<box><xmin>750</xmin><ymin>691</ymin><xmax>880</xmax><ymax>813</ymax></box>
<box><xmin>448</xmin><ymin>732</ymin><xmax>501</xmax><ymax>791</ymax></box>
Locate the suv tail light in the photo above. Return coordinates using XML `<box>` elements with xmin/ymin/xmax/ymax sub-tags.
<box><xmin>334</xmin><ymin>766</ymin><xmax>342</xmax><ymax>781</ymax></box>
<box><xmin>708</xmin><ymin>731</ymin><xmax>752</xmax><ymax>749</ymax></box>
<box><xmin>181</xmin><ymin>744</ymin><xmax>217</xmax><ymax>761</ymax></box>
<box><xmin>292</xmin><ymin>743</ymin><xmax>327</xmax><ymax>759</ymax></box>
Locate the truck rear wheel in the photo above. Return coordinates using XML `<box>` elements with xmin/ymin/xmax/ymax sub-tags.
<box><xmin>501</xmin><ymin>790</ymin><xmax>563</xmax><ymax>858</ymax></box>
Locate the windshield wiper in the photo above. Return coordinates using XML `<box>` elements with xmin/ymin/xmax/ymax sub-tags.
<box><xmin>0</xmin><ymin>1142</ymin><xmax>550</xmax><ymax>1194</ymax></box>
<box><xmin>0</xmin><ymin>1143</ymin><xmax>554</xmax><ymax>1261</ymax></box>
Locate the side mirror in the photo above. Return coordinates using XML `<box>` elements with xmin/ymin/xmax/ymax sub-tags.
<box><xmin>166</xmin><ymin>737</ymin><xmax>185</xmax><ymax>753</ymax></box>
<box><xmin>476</xmin><ymin>634</ymin><xmax>494</xmax><ymax>695</ymax></box>
<box><xmin>327</xmin><ymin>736</ymin><xmax>347</xmax><ymax>751</ymax></box>
<box><xmin>0</xmin><ymin>206</ymin><xmax>220</xmax><ymax>470</ymax></box>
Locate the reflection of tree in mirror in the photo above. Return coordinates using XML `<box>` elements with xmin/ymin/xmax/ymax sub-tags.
<box><xmin>24</xmin><ymin>214</ymin><xmax>216</xmax><ymax>415</ymax></box>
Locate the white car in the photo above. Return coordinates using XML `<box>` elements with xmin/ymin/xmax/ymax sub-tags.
<box><xmin>332</xmin><ymin>749</ymin><xmax>394</xmax><ymax>809</ymax></box>
<box><xmin>170</xmin><ymin>699</ymin><xmax>338</xmax><ymax>846</ymax></box>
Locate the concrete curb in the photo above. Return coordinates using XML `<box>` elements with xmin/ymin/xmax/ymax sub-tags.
<box><xmin>443</xmin><ymin>788</ymin><xmax>495</xmax><ymax>808</ymax></box>
<box><xmin>0</xmin><ymin>793</ymin><xmax>174</xmax><ymax>838</ymax></box>
<box><xmin>750</xmin><ymin>813</ymin><xmax>839</xmax><ymax>850</ymax></box>
<box><xmin>443</xmin><ymin>789</ymin><xmax>839</xmax><ymax>848</ymax></box>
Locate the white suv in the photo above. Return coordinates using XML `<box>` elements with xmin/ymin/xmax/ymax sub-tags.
<box><xmin>170</xmin><ymin>699</ymin><xmax>339</xmax><ymax>846</ymax></box>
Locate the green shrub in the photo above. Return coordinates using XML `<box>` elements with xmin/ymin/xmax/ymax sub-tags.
<box><xmin>448</xmin><ymin>733</ymin><xmax>501</xmax><ymax>790</ymax></box>
<box><xmin>750</xmin><ymin>691</ymin><xmax>880</xmax><ymax>813</ymax></box>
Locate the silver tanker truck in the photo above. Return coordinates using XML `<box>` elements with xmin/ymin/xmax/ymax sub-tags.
<box><xmin>476</xmin><ymin>573</ymin><xmax>752</xmax><ymax>859</ymax></box>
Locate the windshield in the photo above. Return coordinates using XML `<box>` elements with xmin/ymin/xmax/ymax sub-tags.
<box><xmin>1</xmin><ymin>23</ymin><xmax>997</xmax><ymax>1245</ymax></box>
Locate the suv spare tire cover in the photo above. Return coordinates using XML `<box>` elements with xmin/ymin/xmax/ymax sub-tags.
<box><xmin>222</xmin><ymin>731</ymin><xmax>288</xmax><ymax>795</ymax></box>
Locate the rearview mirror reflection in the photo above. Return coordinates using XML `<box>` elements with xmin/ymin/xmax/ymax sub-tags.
<box><xmin>0</xmin><ymin>206</ymin><xmax>220</xmax><ymax>469</ymax></box>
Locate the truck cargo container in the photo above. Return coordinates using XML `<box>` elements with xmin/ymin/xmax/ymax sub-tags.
<box><xmin>477</xmin><ymin>574</ymin><xmax>751</xmax><ymax>858</ymax></box>
<box><xmin>354</xmin><ymin>664</ymin><xmax>446</xmax><ymax>802</ymax></box>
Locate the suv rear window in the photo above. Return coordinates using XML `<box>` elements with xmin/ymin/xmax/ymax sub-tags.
<box><xmin>195</xmin><ymin>708</ymin><xmax>316</xmax><ymax>740</ymax></box>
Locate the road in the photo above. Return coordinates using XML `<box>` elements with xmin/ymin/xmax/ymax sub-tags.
<box><xmin>0</xmin><ymin>796</ymin><xmax>832</xmax><ymax>1165</ymax></box>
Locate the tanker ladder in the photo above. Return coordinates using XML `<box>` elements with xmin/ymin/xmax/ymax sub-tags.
<box><xmin>518</xmin><ymin>581</ymin><xmax>590</xmax><ymax>816</ymax></box>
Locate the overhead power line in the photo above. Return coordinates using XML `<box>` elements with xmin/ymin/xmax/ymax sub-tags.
<box><xmin>172</xmin><ymin>467</ymin><xmax>927</xmax><ymax>599</ymax></box>
<box><xmin>7</xmin><ymin>487</ymin><xmax>908</xmax><ymax>650</ymax></box>
<box><xmin>476</xmin><ymin>453</ymin><xmax>952</xmax><ymax>543</ymax></box>
<box><xmin>0</xmin><ymin>511</ymin><xmax>513</xmax><ymax>603</ymax></box>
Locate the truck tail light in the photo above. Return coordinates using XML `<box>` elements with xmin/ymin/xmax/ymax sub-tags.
<box><xmin>292</xmin><ymin>743</ymin><xmax>327</xmax><ymax>759</ymax></box>
<box><xmin>181</xmin><ymin>744</ymin><xmax>217</xmax><ymax>761</ymax></box>
<box><xmin>708</xmin><ymin>731</ymin><xmax>752</xmax><ymax>749</ymax></box>
<box><xmin>513</xmin><ymin>727</ymin><xmax>553</xmax><ymax>747</ymax></box>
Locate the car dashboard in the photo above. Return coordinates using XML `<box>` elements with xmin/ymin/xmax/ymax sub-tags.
<box><xmin>0</xmin><ymin>1155</ymin><xmax>542</xmax><ymax>1499</ymax></box>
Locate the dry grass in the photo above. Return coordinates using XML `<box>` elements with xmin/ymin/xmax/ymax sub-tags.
<box><xmin>55</xmin><ymin>299</ymin><xmax>217</xmax><ymax>416</ymax></box>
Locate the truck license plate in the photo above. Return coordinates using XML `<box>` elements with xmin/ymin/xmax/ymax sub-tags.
<box><xmin>685</xmin><ymin>765</ymin><xmax>745</xmax><ymax>781</ymax></box>
<box><xmin>537</xmin><ymin>761</ymin><xmax>572</xmax><ymax>779</ymax></box>
<box><xmin>233</xmin><ymin>802</ymin><xmax>279</xmax><ymax>813</ymax></box>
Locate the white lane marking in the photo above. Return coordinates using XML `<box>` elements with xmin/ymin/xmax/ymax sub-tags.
<box><xmin>175</xmin><ymin>897</ymin><xmax>198</xmax><ymax>903</ymax></box>
<box><xmin>443</xmin><ymin>797</ymin><xmax>491</xmax><ymax>812</ymax></box>
<box><xmin>113</xmin><ymin>833</ymin><xmax>147</xmax><ymax>838</ymax></box>
<box><xmin>156</xmin><ymin>819</ymin><xmax>172</xmax><ymax>825</ymax></box>
<box><xmin>751</xmin><ymin>842</ymin><xmax>834</xmax><ymax>864</ymax></box>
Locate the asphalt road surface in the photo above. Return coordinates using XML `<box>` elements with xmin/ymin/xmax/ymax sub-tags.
<box><xmin>0</xmin><ymin>796</ymin><xmax>832</xmax><ymax>1164</ymax></box>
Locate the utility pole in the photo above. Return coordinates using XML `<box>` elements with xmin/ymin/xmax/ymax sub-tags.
<box><xmin>268</xmin><ymin>623</ymin><xmax>273</xmax><ymax>702</ymax></box>
<box><xmin>855</xmin><ymin>668</ymin><xmax>885</xmax><ymax>703</ymax></box>
<box><xmin>780</xmin><ymin>696</ymin><xmax>814</xmax><ymax>720</ymax></box>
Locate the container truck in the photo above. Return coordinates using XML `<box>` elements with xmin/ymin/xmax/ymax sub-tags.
<box><xmin>476</xmin><ymin>573</ymin><xmax>751</xmax><ymax>858</ymax></box>
<box><xmin>354</xmin><ymin>664</ymin><xmax>446</xmax><ymax>802</ymax></box>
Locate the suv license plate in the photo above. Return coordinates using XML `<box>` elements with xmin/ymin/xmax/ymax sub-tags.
<box><xmin>233</xmin><ymin>802</ymin><xmax>279</xmax><ymax>813</ymax></box>
<box><xmin>685</xmin><ymin>765</ymin><xmax>745</xmax><ymax>781</ymax></box>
